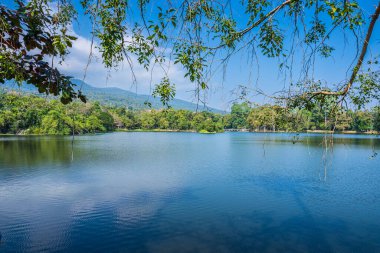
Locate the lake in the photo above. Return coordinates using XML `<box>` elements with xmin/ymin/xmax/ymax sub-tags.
<box><xmin>0</xmin><ymin>132</ymin><xmax>380</xmax><ymax>252</ymax></box>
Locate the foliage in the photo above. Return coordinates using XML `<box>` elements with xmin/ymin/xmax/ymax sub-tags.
<box><xmin>350</xmin><ymin>64</ymin><xmax>380</xmax><ymax>108</ymax></box>
<box><xmin>351</xmin><ymin>110</ymin><xmax>373</xmax><ymax>132</ymax></box>
<box><xmin>0</xmin><ymin>92</ymin><xmax>379</xmax><ymax>135</ymax></box>
<box><xmin>226</xmin><ymin>102</ymin><xmax>251</xmax><ymax>129</ymax></box>
<box><xmin>152</xmin><ymin>77</ymin><xmax>176</xmax><ymax>108</ymax></box>
<box><xmin>373</xmin><ymin>107</ymin><xmax>380</xmax><ymax>132</ymax></box>
<box><xmin>225</xmin><ymin>102</ymin><xmax>379</xmax><ymax>133</ymax></box>
<box><xmin>0</xmin><ymin>92</ymin><xmax>224</xmax><ymax>134</ymax></box>
<box><xmin>1</xmin><ymin>0</ymin><xmax>379</xmax><ymax>108</ymax></box>
<box><xmin>0</xmin><ymin>92</ymin><xmax>111</xmax><ymax>134</ymax></box>
<box><xmin>0</xmin><ymin>1</ymin><xmax>85</xmax><ymax>104</ymax></box>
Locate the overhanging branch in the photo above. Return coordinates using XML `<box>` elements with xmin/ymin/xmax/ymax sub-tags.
<box><xmin>238</xmin><ymin>0</ymin><xmax>298</xmax><ymax>37</ymax></box>
<box><xmin>309</xmin><ymin>1</ymin><xmax>380</xmax><ymax>98</ymax></box>
<box><xmin>208</xmin><ymin>0</ymin><xmax>298</xmax><ymax>50</ymax></box>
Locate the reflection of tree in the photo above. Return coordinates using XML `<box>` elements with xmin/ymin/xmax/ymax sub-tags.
<box><xmin>262</xmin><ymin>134</ymin><xmax>380</xmax><ymax>148</ymax></box>
<box><xmin>321</xmin><ymin>134</ymin><xmax>334</xmax><ymax>181</ymax></box>
<box><xmin>0</xmin><ymin>137</ymin><xmax>73</xmax><ymax>168</ymax></box>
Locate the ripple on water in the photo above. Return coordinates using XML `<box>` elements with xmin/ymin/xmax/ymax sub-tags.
<box><xmin>0</xmin><ymin>132</ymin><xmax>380</xmax><ymax>252</ymax></box>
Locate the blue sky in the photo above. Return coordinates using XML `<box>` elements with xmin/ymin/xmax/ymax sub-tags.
<box><xmin>7</xmin><ymin>1</ymin><xmax>379</xmax><ymax>110</ymax></box>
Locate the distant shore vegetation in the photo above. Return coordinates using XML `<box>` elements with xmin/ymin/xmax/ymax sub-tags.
<box><xmin>0</xmin><ymin>92</ymin><xmax>379</xmax><ymax>135</ymax></box>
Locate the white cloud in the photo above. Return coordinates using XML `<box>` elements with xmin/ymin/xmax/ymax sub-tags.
<box><xmin>57</xmin><ymin>29</ymin><xmax>196</xmax><ymax>100</ymax></box>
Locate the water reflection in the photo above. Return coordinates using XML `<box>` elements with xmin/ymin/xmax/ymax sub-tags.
<box><xmin>0</xmin><ymin>132</ymin><xmax>379</xmax><ymax>252</ymax></box>
<box><xmin>0</xmin><ymin>136</ymin><xmax>74</xmax><ymax>168</ymax></box>
<box><xmin>230</xmin><ymin>132</ymin><xmax>380</xmax><ymax>147</ymax></box>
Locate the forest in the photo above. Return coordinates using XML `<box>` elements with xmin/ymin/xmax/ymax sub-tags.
<box><xmin>1</xmin><ymin>92</ymin><xmax>379</xmax><ymax>135</ymax></box>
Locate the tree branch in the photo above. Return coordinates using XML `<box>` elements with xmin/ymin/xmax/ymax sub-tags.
<box><xmin>310</xmin><ymin>1</ymin><xmax>380</xmax><ymax>97</ymax></box>
<box><xmin>208</xmin><ymin>0</ymin><xmax>298</xmax><ymax>50</ymax></box>
<box><xmin>238</xmin><ymin>0</ymin><xmax>298</xmax><ymax>37</ymax></box>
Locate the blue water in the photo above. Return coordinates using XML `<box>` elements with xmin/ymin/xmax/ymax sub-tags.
<box><xmin>0</xmin><ymin>132</ymin><xmax>380</xmax><ymax>252</ymax></box>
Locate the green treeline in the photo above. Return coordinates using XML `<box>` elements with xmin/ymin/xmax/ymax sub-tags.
<box><xmin>226</xmin><ymin>102</ymin><xmax>380</xmax><ymax>132</ymax></box>
<box><xmin>0</xmin><ymin>93</ymin><xmax>224</xmax><ymax>134</ymax></box>
<box><xmin>1</xmin><ymin>93</ymin><xmax>379</xmax><ymax>135</ymax></box>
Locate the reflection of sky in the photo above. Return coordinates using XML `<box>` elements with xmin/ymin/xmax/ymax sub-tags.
<box><xmin>1</xmin><ymin>134</ymin><xmax>191</xmax><ymax>251</ymax></box>
<box><xmin>0</xmin><ymin>165</ymin><xmax>187</xmax><ymax>252</ymax></box>
<box><xmin>1</xmin><ymin>132</ymin><xmax>380</xmax><ymax>252</ymax></box>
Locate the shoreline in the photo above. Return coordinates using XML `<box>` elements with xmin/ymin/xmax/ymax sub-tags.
<box><xmin>225</xmin><ymin>129</ymin><xmax>379</xmax><ymax>135</ymax></box>
<box><xmin>116</xmin><ymin>129</ymin><xmax>197</xmax><ymax>133</ymax></box>
<box><xmin>1</xmin><ymin>129</ymin><xmax>379</xmax><ymax>136</ymax></box>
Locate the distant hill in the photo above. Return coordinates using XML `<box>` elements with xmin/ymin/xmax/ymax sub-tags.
<box><xmin>1</xmin><ymin>79</ymin><xmax>225</xmax><ymax>113</ymax></box>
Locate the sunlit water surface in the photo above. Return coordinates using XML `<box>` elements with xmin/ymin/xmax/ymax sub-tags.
<box><xmin>1</xmin><ymin>132</ymin><xmax>380</xmax><ymax>252</ymax></box>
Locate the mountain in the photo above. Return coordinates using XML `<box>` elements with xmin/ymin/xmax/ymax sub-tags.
<box><xmin>1</xmin><ymin>79</ymin><xmax>225</xmax><ymax>113</ymax></box>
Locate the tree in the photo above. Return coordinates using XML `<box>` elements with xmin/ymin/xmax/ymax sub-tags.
<box><xmin>140</xmin><ymin>110</ymin><xmax>157</xmax><ymax>129</ymax></box>
<box><xmin>228</xmin><ymin>102</ymin><xmax>251</xmax><ymax>129</ymax></box>
<box><xmin>333</xmin><ymin>110</ymin><xmax>352</xmax><ymax>131</ymax></box>
<box><xmin>1</xmin><ymin>1</ymin><xmax>379</xmax><ymax>107</ymax></box>
<box><xmin>176</xmin><ymin>110</ymin><xmax>192</xmax><ymax>130</ymax></box>
<box><xmin>85</xmin><ymin>115</ymin><xmax>106</xmax><ymax>133</ymax></box>
<box><xmin>373</xmin><ymin>106</ymin><xmax>380</xmax><ymax>131</ymax></box>
<box><xmin>40</xmin><ymin>110</ymin><xmax>71</xmax><ymax>135</ymax></box>
<box><xmin>352</xmin><ymin>110</ymin><xmax>373</xmax><ymax>132</ymax></box>
<box><xmin>0</xmin><ymin>1</ymin><xmax>85</xmax><ymax>104</ymax></box>
<box><xmin>157</xmin><ymin>115</ymin><xmax>169</xmax><ymax>129</ymax></box>
<box><xmin>286</xmin><ymin>108</ymin><xmax>312</xmax><ymax>132</ymax></box>
<box><xmin>247</xmin><ymin>105</ymin><xmax>285</xmax><ymax>131</ymax></box>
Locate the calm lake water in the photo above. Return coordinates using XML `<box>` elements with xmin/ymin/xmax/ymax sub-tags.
<box><xmin>0</xmin><ymin>132</ymin><xmax>380</xmax><ymax>253</ymax></box>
